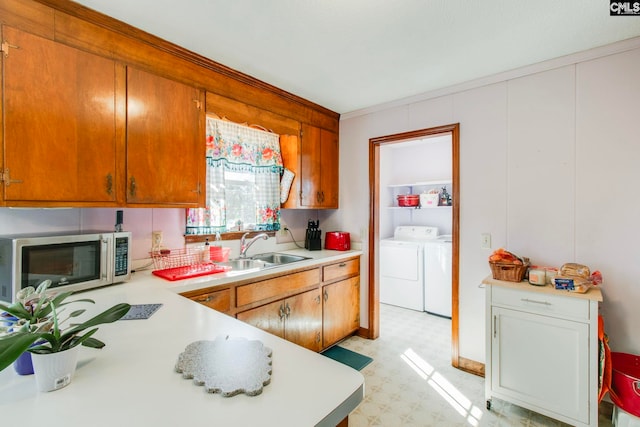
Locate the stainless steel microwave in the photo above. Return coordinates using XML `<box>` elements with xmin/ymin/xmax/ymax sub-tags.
<box><xmin>0</xmin><ymin>231</ymin><xmax>131</xmax><ymax>303</ymax></box>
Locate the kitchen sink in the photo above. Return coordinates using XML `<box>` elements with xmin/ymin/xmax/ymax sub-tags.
<box><xmin>217</xmin><ymin>258</ymin><xmax>272</xmax><ymax>271</ymax></box>
<box><xmin>218</xmin><ymin>253</ymin><xmax>310</xmax><ymax>272</ymax></box>
<box><xmin>250</xmin><ymin>253</ymin><xmax>310</xmax><ymax>265</ymax></box>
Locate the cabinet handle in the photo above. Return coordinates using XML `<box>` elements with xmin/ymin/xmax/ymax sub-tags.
<box><xmin>493</xmin><ymin>315</ymin><xmax>497</xmax><ymax>338</ymax></box>
<box><xmin>321</xmin><ymin>191</ymin><xmax>325</xmax><ymax>203</ymax></box>
<box><xmin>315</xmin><ymin>295</ymin><xmax>321</xmax><ymax>305</ymax></box>
<box><xmin>323</xmin><ymin>289</ymin><xmax>329</xmax><ymax>302</ymax></box>
<box><xmin>105</xmin><ymin>173</ymin><xmax>113</xmax><ymax>195</ymax></box>
<box><xmin>316</xmin><ymin>191</ymin><xmax>321</xmax><ymax>203</ymax></box>
<box><xmin>285</xmin><ymin>303</ymin><xmax>291</xmax><ymax>318</ymax></box>
<box><xmin>191</xmin><ymin>181</ymin><xmax>201</xmax><ymax>194</ymax></box>
<box><xmin>316</xmin><ymin>332</ymin><xmax>321</xmax><ymax>343</ymax></box>
<box><xmin>339</xmin><ymin>263</ymin><xmax>347</xmax><ymax>268</ymax></box>
<box><xmin>195</xmin><ymin>295</ymin><xmax>212</xmax><ymax>303</ymax></box>
<box><xmin>278</xmin><ymin>304</ymin><xmax>285</xmax><ymax>320</ymax></box>
<box><xmin>129</xmin><ymin>177</ymin><xmax>136</xmax><ymax>197</ymax></box>
<box><xmin>521</xmin><ymin>298</ymin><xmax>552</xmax><ymax>306</ymax></box>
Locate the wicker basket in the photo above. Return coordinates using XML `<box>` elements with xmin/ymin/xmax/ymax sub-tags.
<box><xmin>489</xmin><ymin>260</ymin><xmax>529</xmax><ymax>282</ymax></box>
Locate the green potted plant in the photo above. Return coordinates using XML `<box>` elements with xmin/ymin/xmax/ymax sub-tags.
<box><xmin>0</xmin><ymin>280</ymin><xmax>130</xmax><ymax>391</ymax></box>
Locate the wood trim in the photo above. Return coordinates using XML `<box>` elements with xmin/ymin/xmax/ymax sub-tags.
<box><xmin>457</xmin><ymin>357</ymin><xmax>485</xmax><ymax>378</ymax></box>
<box><xmin>30</xmin><ymin>0</ymin><xmax>339</xmax><ymax>121</ymax></box>
<box><xmin>184</xmin><ymin>231</ymin><xmax>276</xmax><ymax>244</ymax></box>
<box><xmin>368</xmin><ymin>124</ymin><xmax>463</xmax><ymax>369</ymax></box>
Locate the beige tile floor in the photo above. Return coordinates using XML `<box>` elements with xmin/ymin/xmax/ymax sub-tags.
<box><xmin>340</xmin><ymin>303</ymin><xmax>613</xmax><ymax>427</ymax></box>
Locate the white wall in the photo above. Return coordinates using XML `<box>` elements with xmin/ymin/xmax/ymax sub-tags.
<box><xmin>340</xmin><ymin>41</ymin><xmax>640</xmax><ymax>362</ymax></box>
<box><xmin>0</xmin><ymin>208</ymin><xmax>186</xmax><ymax>266</ymax></box>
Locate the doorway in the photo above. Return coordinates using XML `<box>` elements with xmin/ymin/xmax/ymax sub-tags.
<box><xmin>367</xmin><ymin>123</ymin><xmax>466</xmax><ymax>371</ymax></box>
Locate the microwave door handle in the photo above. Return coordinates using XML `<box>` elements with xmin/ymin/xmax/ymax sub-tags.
<box><xmin>101</xmin><ymin>237</ymin><xmax>112</xmax><ymax>282</ymax></box>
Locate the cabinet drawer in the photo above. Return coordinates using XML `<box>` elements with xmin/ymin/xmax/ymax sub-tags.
<box><xmin>491</xmin><ymin>286</ymin><xmax>589</xmax><ymax>320</ymax></box>
<box><xmin>188</xmin><ymin>288</ymin><xmax>231</xmax><ymax>313</ymax></box>
<box><xmin>322</xmin><ymin>258</ymin><xmax>359</xmax><ymax>283</ymax></box>
<box><xmin>236</xmin><ymin>268</ymin><xmax>320</xmax><ymax>306</ymax></box>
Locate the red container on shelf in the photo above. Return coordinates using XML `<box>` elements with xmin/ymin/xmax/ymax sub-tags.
<box><xmin>397</xmin><ymin>194</ymin><xmax>420</xmax><ymax>207</ymax></box>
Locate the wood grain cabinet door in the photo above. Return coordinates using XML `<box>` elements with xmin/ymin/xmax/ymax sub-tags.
<box><xmin>284</xmin><ymin>289</ymin><xmax>322</xmax><ymax>352</ymax></box>
<box><xmin>126</xmin><ymin>67</ymin><xmax>204</xmax><ymax>206</ymax></box>
<box><xmin>3</xmin><ymin>26</ymin><xmax>119</xmax><ymax>204</ymax></box>
<box><xmin>237</xmin><ymin>300</ymin><xmax>285</xmax><ymax>339</ymax></box>
<box><xmin>300</xmin><ymin>123</ymin><xmax>338</xmax><ymax>208</ymax></box>
<box><xmin>322</xmin><ymin>277</ymin><xmax>360</xmax><ymax>348</ymax></box>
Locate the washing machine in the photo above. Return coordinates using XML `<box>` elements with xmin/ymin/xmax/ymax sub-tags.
<box><xmin>424</xmin><ymin>235</ymin><xmax>452</xmax><ymax>318</ymax></box>
<box><xmin>379</xmin><ymin>226</ymin><xmax>439</xmax><ymax>311</ymax></box>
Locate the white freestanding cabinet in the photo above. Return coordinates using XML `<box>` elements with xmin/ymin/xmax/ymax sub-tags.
<box><xmin>484</xmin><ymin>276</ymin><xmax>603</xmax><ymax>427</ymax></box>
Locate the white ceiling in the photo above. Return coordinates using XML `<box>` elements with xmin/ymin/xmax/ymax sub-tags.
<box><xmin>72</xmin><ymin>0</ymin><xmax>640</xmax><ymax>114</ymax></box>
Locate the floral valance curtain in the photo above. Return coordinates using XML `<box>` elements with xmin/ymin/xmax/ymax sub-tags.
<box><xmin>186</xmin><ymin>117</ymin><xmax>283</xmax><ymax>235</ymax></box>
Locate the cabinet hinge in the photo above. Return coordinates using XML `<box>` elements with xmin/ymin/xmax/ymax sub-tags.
<box><xmin>1</xmin><ymin>41</ymin><xmax>20</xmax><ymax>57</ymax></box>
<box><xmin>1</xmin><ymin>169</ymin><xmax>23</xmax><ymax>187</ymax></box>
<box><xmin>193</xmin><ymin>99</ymin><xmax>202</xmax><ymax>110</ymax></box>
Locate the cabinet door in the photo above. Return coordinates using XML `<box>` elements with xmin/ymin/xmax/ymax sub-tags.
<box><xmin>188</xmin><ymin>289</ymin><xmax>231</xmax><ymax>313</ymax></box>
<box><xmin>126</xmin><ymin>67</ymin><xmax>204</xmax><ymax>206</ymax></box>
<box><xmin>300</xmin><ymin>123</ymin><xmax>338</xmax><ymax>208</ymax></box>
<box><xmin>319</xmin><ymin>128</ymin><xmax>338</xmax><ymax>207</ymax></box>
<box><xmin>300</xmin><ymin>123</ymin><xmax>321</xmax><ymax>207</ymax></box>
<box><xmin>492</xmin><ymin>307</ymin><xmax>589</xmax><ymax>424</ymax></box>
<box><xmin>284</xmin><ymin>289</ymin><xmax>322</xmax><ymax>352</ymax></box>
<box><xmin>322</xmin><ymin>277</ymin><xmax>360</xmax><ymax>348</ymax></box>
<box><xmin>237</xmin><ymin>300</ymin><xmax>285</xmax><ymax>339</ymax></box>
<box><xmin>3</xmin><ymin>26</ymin><xmax>119</xmax><ymax>203</ymax></box>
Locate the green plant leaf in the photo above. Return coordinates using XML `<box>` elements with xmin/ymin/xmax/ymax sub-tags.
<box><xmin>68</xmin><ymin>309</ymin><xmax>87</xmax><ymax>318</ymax></box>
<box><xmin>0</xmin><ymin>332</ymin><xmax>46</xmax><ymax>371</ymax></box>
<box><xmin>62</xmin><ymin>303</ymin><xmax>131</xmax><ymax>338</ymax></box>
<box><xmin>81</xmin><ymin>336</ymin><xmax>106</xmax><ymax>349</ymax></box>
<box><xmin>0</xmin><ymin>302</ymin><xmax>32</xmax><ymax>320</ymax></box>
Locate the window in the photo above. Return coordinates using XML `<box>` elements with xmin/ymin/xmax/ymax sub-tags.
<box><xmin>186</xmin><ymin>117</ymin><xmax>283</xmax><ymax>235</ymax></box>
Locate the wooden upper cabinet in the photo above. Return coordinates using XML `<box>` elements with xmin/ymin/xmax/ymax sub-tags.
<box><xmin>2</xmin><ymin>26</ymin><xmax>120</xmax><ymax>204</ymax></box>
<box><xmin>299</xmin><ymin>123</ymin><xmax>338</xmax><ymax>209</ymax></box>
<box><xmin>126</xmin><ymin>67</ymin><xmax>205</xmax><ymax>206</ymax></box>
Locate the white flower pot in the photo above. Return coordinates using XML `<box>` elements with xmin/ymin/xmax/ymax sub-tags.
<box><xmin>31</xmin><ymin>346</ymin><xmax>80</xmax><ymax>392</ymax></box>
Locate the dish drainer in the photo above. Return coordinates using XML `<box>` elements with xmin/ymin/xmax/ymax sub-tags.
<box><xmin>150</xmin><ymin>247</ymin><xmax>230</xmax><ymax>281</ymax></box>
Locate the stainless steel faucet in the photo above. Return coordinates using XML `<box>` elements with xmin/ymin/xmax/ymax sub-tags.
<box><xmin>239</xmin><ymin>232</ymin><xmax>268</xmax><ymax>258</ymax></box>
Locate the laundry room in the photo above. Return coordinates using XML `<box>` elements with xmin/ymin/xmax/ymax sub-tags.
<box><xmin>378</xmin><ymin>133</ymin><xmax>453</xmax><ymax>316</ymax></box>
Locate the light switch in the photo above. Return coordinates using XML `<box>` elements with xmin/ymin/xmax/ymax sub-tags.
<box><xmin>481</xmin><ymin>233</ymin><xmax>492</xmax><ymax>249</ymax></box>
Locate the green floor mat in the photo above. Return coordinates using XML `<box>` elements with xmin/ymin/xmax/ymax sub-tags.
<box><xmin>321</xmin><ymin>345</ymin><xmax>373</xmax><ymax>371</ymax></box>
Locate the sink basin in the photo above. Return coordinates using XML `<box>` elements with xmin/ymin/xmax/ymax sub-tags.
<box><xmin>250</xmin><ymin>253</ymin><xmax>311</xmax><ymax>265</ymax></box>
<box><xmin>219</xmin><ymin>253</ymin><xmax>310</xmax><ymax>273</ymax></box>
<box><xmin>217</xmin><ymin>258</ymin><xmax>272</xmax><ymax>271</ymax></box>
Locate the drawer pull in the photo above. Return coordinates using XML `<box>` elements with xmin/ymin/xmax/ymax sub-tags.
<box><xmin>339</xmin><ymin>263</ymin><xmax>346</xmax><ymax>267</ymax></box>
<box><xmin>521</xmin><ymin>298</ymin><xmax>551</xmax><ymax>306</ymax></box>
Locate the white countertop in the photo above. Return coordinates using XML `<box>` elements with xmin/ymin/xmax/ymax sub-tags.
<box><xmin>0</xmin><ymin>249</ymin><xmax>364</xmax><ymax>427</ymax></box>
<box><xmin>482</xmin><ymin>275</ymin><xmax>603</xmax><ymax>302</ymax></box>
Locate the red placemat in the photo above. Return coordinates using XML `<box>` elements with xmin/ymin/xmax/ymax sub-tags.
<box><xmin>152</xmin><ymin>263</ymin><xmax>230</xmax><ymax>281</ymax></box>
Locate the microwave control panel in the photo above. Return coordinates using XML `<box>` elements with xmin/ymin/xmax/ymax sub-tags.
<box><xmin>114</xmin><ymin>236</ymin><xmax>130</xmax><ymax>277</ymax></box>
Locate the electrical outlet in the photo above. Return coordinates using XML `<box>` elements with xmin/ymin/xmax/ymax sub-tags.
<box><xmin>152</xmin><ymin>231</ymin><xmax>163</xmax><ymax>249</ymax></box>
<box><xmin>279</xmin><ymin>222</ymin><xmax>288</xmax><ymax>237</ymax></box>
<box><xmin>481</xmin><ymin>233</ymin><xmax>492</xmax><ymax>249</ymax></box>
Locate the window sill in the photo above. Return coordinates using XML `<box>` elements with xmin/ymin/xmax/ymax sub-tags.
<box><xmin>184</xmin><ymin>231</ymin><xmax>276</xmax><ymax>244</ymax></box>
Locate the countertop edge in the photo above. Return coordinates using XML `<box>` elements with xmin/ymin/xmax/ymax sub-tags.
<box><xmin>482</xmin><ymin>275</ymin><xmax>603</xmax><ymax>302</ymax></box>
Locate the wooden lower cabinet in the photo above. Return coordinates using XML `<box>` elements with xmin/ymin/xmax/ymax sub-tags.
<box><xmin>322</xmin><ymin>277</ymin><xmax>360</xmax><ymax>348</ymax></box>
<box><xmin>237</xmin><ymin>288</ymin><xmax>322</xmax><ymax>352</ymax></box>
<box><xmin>184</xmin><ymin>256</ymin><xmax>360</xmax><ymax>352</ymax></box>
<box><xmin>183</xmin><ymin>288</ymin><xmax>231</xmax><ymax>313</ymax></box>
